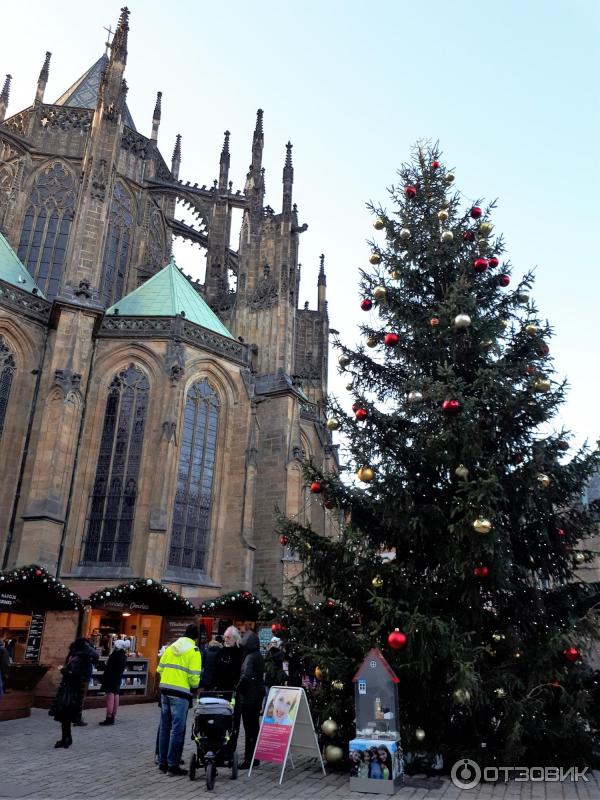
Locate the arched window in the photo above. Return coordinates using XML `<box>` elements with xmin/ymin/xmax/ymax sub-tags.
<box><xmin>168</xmin><ymin>379</ymin><xmax>219</xmax><ymax>571</ymax></box>
<box><xmin>16</xmin><ymin>162</ymin><xmax>76</xmax><ymax>300</ymax></box>
<box><xmin>0</xmin><ymin>335</ymin><xmax>16</xmax><ymax>441</ymax></box>
<box><xmin>82</xmin><ymin>364</ymin><xmax>149</xmax><ymax>565</ymax></box>
<box><xmin>100</xmin><ymin>181</ymin><xmax>134</xmax><ymax>306</ymax></box>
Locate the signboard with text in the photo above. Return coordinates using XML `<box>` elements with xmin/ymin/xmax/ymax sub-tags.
<box><xmin>24</xmin><ymin>611</ymin><xmax>46</xmax><ymax>663</ymax></box>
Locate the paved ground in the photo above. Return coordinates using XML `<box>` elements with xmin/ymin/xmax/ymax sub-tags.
<box><xmin>0</xmin><ymin>704</ymin><xmax>598</xmax><ymax>800</ymax></box>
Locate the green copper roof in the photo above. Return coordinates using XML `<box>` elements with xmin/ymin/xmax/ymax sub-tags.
<box><xmin>0</xmin><ymin>231</ymin><xmax>46</xmax><ymax>298</ymax></box>
<box><xmin>107</xmin><ymin>258</ymin><xmax>234</xmax><ymax>339</ymax></box>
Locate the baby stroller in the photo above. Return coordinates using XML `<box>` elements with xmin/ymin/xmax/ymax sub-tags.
<box><xmin>189</xmin><ymin>691</ymin><xmax>238</xmax><ymax>790</ymax></box>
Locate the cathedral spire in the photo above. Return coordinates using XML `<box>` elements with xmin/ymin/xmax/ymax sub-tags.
<box><xmin>97</xmin><ymin>7</ymin><xmax>129</xmax><ymax>121</ymax></box>
<box><xmin>282</xmin><ymin>141</ymin><xmax>294</xmax><ymax>216</ymax></box>
<box><xmin>111</xmin><ymin>7</ymin><xmax>130</xmax><ymax>65</ymax></box>
<box><xmin>252</xmin><ymin>108</ymin><xmax>264</xmax><ymax>171</ymax></box>
<box><xmin>318</xmin><ymin>253</ymin><xmax>327</xmax><ymax>312</ymax></box>
<box><xmin>171</xmin><ymin>133</ymin><xmax>181</xmax><ymax>180</ymax></box>
<box><xmin>35</xmin><ymin>52</ymin><xmax>51</xmax><ymax>105</ymax></box>
<box><xmin>219</xmin><ymin>130</ymin><xmax>230</xmax><ymax>189</ymax></box>
<box><xmin>0</xmin><ymin>74</ymin><xmax>11</xmax><ymax>123</ymax></box>
<box><xmin>151</xmin><ymin>91</ymin><xmax>162</xmax><ymax>142</ymax></box>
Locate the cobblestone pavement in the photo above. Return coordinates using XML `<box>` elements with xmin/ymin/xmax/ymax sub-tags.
<box><xmin>0</xmin><ymin>704</ymin><xmax>598</xmax><ymax>800</ymax></box>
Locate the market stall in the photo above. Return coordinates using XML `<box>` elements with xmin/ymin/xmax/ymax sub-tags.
<box><xmin>198</xmin><ymin>590</ymin><xmax>264</xmax><ymax>643</ymax></box>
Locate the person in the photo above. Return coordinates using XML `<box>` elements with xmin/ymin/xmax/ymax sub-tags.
<box><xmin>236</xmin><ymin>631</ymin><xmax>265</xmax><ymax>770</ymax></box>
<box><xmin>264</xmin><ymin>637</ymin><xmax>288</xmax><ymax>689</ymax></box>
<box><xmin>156</xmin><ymin>623</ymin><xmax>202</xmax><ymax>776</ymax></box>
<box><xmin>216</xmin><ymin>625</ymin><xmax>244</xmax><ymax>751</ymax></box>
<box><xmin>200</xmin><ymin>638</ymin><xmax>222</xmax><ymax>690</ymax></box>
<box><xmin>368</xmin><ymin>747</ymin><xmax>384</xmax><ymax>779</ymax></box>
<box><xmin>350</xmin><ymin>749</ymin><xmax>368</xmax><ymax>778</ymax></box>
<box><xmin>98</xmin><ymin>639</ymin><xmax>130</xmax><ymax>726</ymax></box>
<box><xmin>376</xmin><ymin>746</ymin><xmax>393</xmax><ymax>779</ymax></box>
<box><xmin>0</xmin><ymin>639</ymin><xmax>11</xmax><ymax>697</ymax></box>
<box><xmin>49</xmin><ymin>638</ymin><xmax>94</xmax><ymax>748</ymax></box>
<box><xmin>241</xmin><ymin>621</ymin><xmax>254</xmax><ymax>646</ymax></box>
<box><xmin>64</xmin><ymin>636</ymin><xmax>98</xmax><ymax>727</ymax></box>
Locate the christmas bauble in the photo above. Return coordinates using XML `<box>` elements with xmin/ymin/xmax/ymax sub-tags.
<box><xmin>355</xmin><ymin>408</ymin><xmax>368</xmax><ymax>421</ymax></box>
<box><xmin>442</xmin><ymin>399</ymin><xmax>461</xmax><ymax>415</ymax></box>
<box><xmin>517</xmin><ymin>292</ymin><xmax>530</xmax><ymax>304</ymax></box>
<box><xmin>315</xmin><ymin>665</ymin><xmax>327</xmax><ymax>680</ymax></box>
<box><xmin>360</xmin><ymin>299</ymin><xmax>373</xmax><ymax>311</ymax></box>
<box><xmin>431</xmin><ymin>160</ymin><xmax>440</xmax><ymax>169</ymax></box>
<box><xmin>345</xmin><ymin>381</ymin><xmax>354</xmax><ymax>391</ymax></box>
<box><xmin>574</xmin><ymin>552</ymin><xmax>586</xmax><ymax>564</ymax></box>
<box><xmin>444</xmin><ymin>173</ymin><xmax>455</xmax><ymax>183</ymax></box>
<box><xmin>373</xmin><ymin>286</ymin><xmax>387</xmax><ymax>301</ymax></box>
<box><xmin>557</xmin><ymin>440</ymin><xmax>569</xmax><ymax>451</ymax></box>
<box><xmin>326</xmin><ymin>417</ymin><xmax>340</xmax><ymax>431</ymax></box>
<box><xmin>474</xmin><ymin>566</ymin><xmax>489</xmax><ymax>578</ymax></box>
<box><xmin>407</xmin><ymin>390</ymin><xmax>423</xmax><ymax>404</ymax></box>
<box><xmin>415</xmin><ymin>728</ymin><xmax>426</xmax><ymax>741</ymax></box>
<box><xmin>537</xmin><ymin>343</ymin><xmax>550</xmax><ymax>357</ymax></box>
<box><xmin>366</xmin><ymin>337</ymin><xmax>377</xmax><ymax>348</ymax></box>
<box><xmin>324</xmin><ymin>745</ymin><xmax>344</xmax><ymax>764</ymax></box>
<box><xmin>384</xmin><ymin>333</ymin><xmax>399</xmax><ymax>347</ymax></box>
<box><xmin>321</xmin><ymin>718</ymin><xmax>339</xmax><ymax>737</ymax></box>
<box><xmin>352</xmin><ymin>402</ymin><xmax>361</xmax><ymax>412</ymax></box>
<box><xmin>473</xmin><ymin>518</ymin><xmax>492</xmax><ymax>534</ymax></box>
<box><xmin>537</xmin><ymin>473</ymin><xmax>551</xmax><ymax>488</ymax></box>
<box><xmin>525</xmin><ymin>324</ymin><xmax>538</xmax><ymax>335</ymax></box>
<box><xmin>390</xmin><ymin>270</ymin><xmax>401</xmax><ymax>280</ymax></box>
<box><xmin>498</xmin><ymin>274</ymin><xmax>510</xmax><ymax>287</ymax></box>
<box><xmin>463</xmin><ymin>231</ymin><xmax>475</xmax><ymax>242</ymax></box>
<box><xmin>479</xmin><ymin>221</ymin><xmax>494</xmax><ymax>237</ymax></box>
<box><xmin>488</xmin><ymin>256</ymin><xmax>499</xmax><ymax>268</ymax></box>
<box><xmin>271</xmin><ymin>623</ymin><xmax>283</xmax><ymax>635</ymax></box>
<box><xmin>557</xmin><ymin>528</ymin><xmax>566</xmax><ymax>537</ymax></box>
<box><xmin>437</xmin><ymin>210</ymin><xmax>449</xmax><ymax>222</ymax></box>
<box><xmin>338</xmin><ymin>354</ymin><xmax>351</xmax><ymax>368</ymax></box>
<box><xmin>279</xmin><ymin>535</ymin><xmax>289</xmax><ymax>546</ymax></box>
<box><xmin>369</xmin><ymin>252</ymin><xmax>381</xmax><ymax>265</ymax></box>
<box><xmin>492</xmin><ymin>633</ymin><xmax>505</xmax><ymax>642</ymax></box>
<box><xmin>453</xmin><ymin>689</ymin><xmax>471</xmax><ymax>705</ymax></box>
<box><xmin>563</xmin><ymin>646</ymin><xmax>580</xmax><ymax>663</ymax></box>
<box><xmin>441</xmin><ymin>230</ymin><xmax>454</xmax><ymax>243</ymax></box>
<box><xmin>455</xmin><ymin>464</ymin><xmax>469</xmax><ymax>480</ymax></box>
<box><xmin>373</xmin><ymin>218</ymin><xmax>385</xmax><ymax>230</ymax></box>
<box><xmin>470</xmin><ymin>206</ymin><xmax>483</xmax><ymax>219</ymax></box>
<box><xmin>454</xmin><ymin>313</ymin><xmax>471</xmax><ymax>329</ymax></box>
<box><xmin>494</xmin><ymin>688</ymin><xmax>507</xmax><ymax>699</ymax></box>
<box><xmin>332</xmin><ymin>680</ymin><xmax>344</xmax><ymax>691</ymax></box>
<box><xmin>399</xmin><ymin>228</ymin><xmax>411</xmax><ymax>240</ymax></box>
<box><xmin>473</xmin><ymin>258</ymin><xmax>489</xmax><ymax>272</ymax></box>
<box><xmin>388</xmin><ymin>629</ymin><xmax>407</xmax><ymax>650</ymax></box>
<box><xmin>405</xmin><ymin>185</ymin><xmax>417</xmax><ymax>198</ymax></box>
<box><xmin>310</xmin><ymin>481</ymin><xmax>323</xmax><ymax>494</ymax></box>
<box><xmin>357</xmin><ymin>466</ymin><xmax>375</xmax><ymax>483</ymax></box>
<box><xmin>533</xmin><ymin>378</ymin><xmax>551</xmax><ymax>392</ymax></box>
<box><xmin>324</xmin><ymin>499</ymin><xmax>334</xmax><ymax>510</ymax></box>
<box><xmin>372</xmin><ymin>575</ymin><xmax>384</xmax><ymax>589</ymax></box>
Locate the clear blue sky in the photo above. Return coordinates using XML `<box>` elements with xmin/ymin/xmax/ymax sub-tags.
<box><xmin>3</xmin><ymin>0</ymin><xmax>599</xmax><ymax>448</ymax></box>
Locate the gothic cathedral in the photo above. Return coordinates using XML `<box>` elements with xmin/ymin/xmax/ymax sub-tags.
<box><xmin>0</xmin><ymin>9</ymin><xmax>336</xmax><ymax>600</ymax></box>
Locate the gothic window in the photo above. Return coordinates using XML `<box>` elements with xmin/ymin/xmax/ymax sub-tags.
<box><xmin>100</xmin><ymin>181</ymin><xmax>134</xmax><ymax>306</ymax></box>
<box><xmin>82</xmin><ymin>365</ymin><xmax>149</xmax><ymax>565</ymax></box>
<box><xmin>16</xmin><ymin>162</ymin><xmax>76</xmax><ymax>300</ymax></box>
<box><xmin>168</xmin><ymin>379</ymin><xmax>219</xmax><ymax>571</ymax></box>
<box><xmin>0</xmin><ymin>336</ymin><xmax>16</xmax><ymax>441</ymax></box>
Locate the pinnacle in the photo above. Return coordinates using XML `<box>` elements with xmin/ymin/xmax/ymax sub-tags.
<box><xmin>0</xmin><ymin>74</ymin><xmax>11</xmax><ymax>103</ymax></box>
<box><xmin>153</xmin><ymin>91</ymin><xmax>162</xmax><ymax>119</ymax></box>
<box><xmin>39</xmin><ymin>51</ymin><xmax>52</xmax><ymax>81</ymax></box>
<box><xmin>172</xmin><ymin>133</ymin><xmax>182</xmax><ymax>161</ymax></box>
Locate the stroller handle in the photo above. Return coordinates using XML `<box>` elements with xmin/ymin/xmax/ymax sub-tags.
<box><xmin>196</xmin><ymin>689</ymin><xmax>236</xmax><ymax>705</ymax></box>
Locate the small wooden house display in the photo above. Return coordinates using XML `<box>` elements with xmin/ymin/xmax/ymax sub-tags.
<box><xmin>349</xmin><ymin>648</ymin><xmax>403</xmax><ymax>794</ymax></box>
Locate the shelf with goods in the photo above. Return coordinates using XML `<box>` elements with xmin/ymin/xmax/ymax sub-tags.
<box><xmin>88</xmin><ymin>656</ymin><xmax>149</xmax><ymax>696</ymax></box>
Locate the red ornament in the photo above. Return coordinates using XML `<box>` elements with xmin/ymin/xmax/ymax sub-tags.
<box><xmin>361</xmin><ymin>299</ymin><xmax>373</xmax><ymax>311</ymax></box>
<box><xmin>488</xmin><ymin>257</ymin><xmax>499</xmax><ymax>268</ymax></box>
<box><xmin>271</xmin><ymin>623</ymin><xmax>284</xmax><ymax>635</ymax></box>
<box><xmin>279</xmin><ymin>535</ymin><xmax>289</xmax><ymax>546</ymax></box>
<box><xmin>470</xmin><ymin>206</ymin><xmax>483</xmax><ymax>219</ymax></box>
<box><xmin>442</xmin><ymin>399</ymin><xmax>461</xmax><ymax>415</ymax></box>
<box><xmin>431</xmin><ymin>160</ymin><xmax>440</xmax><ymax>169</ymax></box>
<box><xmin>557</xmin><ymin>441</ymin><xmax>569</xmax><ymax>452</ymax></box>
<box><xmin>498</xmin><ymin>274</ymin><xmax>510</xmax><ymax>287</ymax></box>
<box><xmin>405</xmin><ymin>185</ymin><xmax>417</xmax><ymax>199</ymax></box>
<box><xmin>557</xmin><ymin>528</ymin><xmax>566</xmax><ymax>537</ymax></box>
<box><xmin>310</xmin><ymin>481</ymin><xmax>322</xmax><ymax>494</ymax></box>
<box><xmin>563</xmin><ymin>646</ymin><xmax>580</xmax><ymax>663</ymax></box>
<box><xmin>355</xmin><ymin>408</ymin><xmax>368</xmax><ymax>421</ymax></box>
<box><xmin>384</xmin><ymin>333</ymin><xmax>399</xmax><ymax>347</ymax></box>
<box><xmin>387</xmin><ymin>629</ymin><xmax>407</xmax><ymax>650</ymax></box>
<box><xmin>352</xmin><ymin>402</ymin><xmax>361</xmax><ymax>412</ymax></box>
<box><xmin>34</xmin><ymin>569</ymin><xmax>42</xmax><ymax>576</ymax></box>
<box><xmin>473</xmin><ymin>258</ymin><xmax>489</xmax><ymax>272</ymax></box>
<box><xmin>463</xmin><ymin>231</ymin><xmax>475</xmax><ymax>242</ymax></box>
<box><xmin>537</xmin><ymin>343</ymin><xmax>550</xmax><ymax>357</ymax></box>
<box><xmin>324</xmin><ymin>499</ymin><xmax>334</xmax><ymax>510</ymax></box>
<box><xmin>473</xmin><ymin>566</ymin><xmax>489</xmax><ymax>578</ymax></box>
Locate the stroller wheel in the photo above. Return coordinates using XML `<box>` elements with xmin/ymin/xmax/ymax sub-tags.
<box><xmin>189</xmin><ymin>753</ymin><xmax>197</xmax><ymax>781</ymax></box>
<box><xmin>206</xmin><ymin>760</ymin><xmax>216</xmax><ymax>791</ymax></box>
<box><xmin>231</xmin><ymin>751</ymin><xmax>239</xmax><ymax>780</ymax></box>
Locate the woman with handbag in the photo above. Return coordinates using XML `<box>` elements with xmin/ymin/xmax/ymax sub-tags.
<box><xmin>49</xmin><ymin>638</ymin><xmax>94</xmax><ymax>748</ymax></box>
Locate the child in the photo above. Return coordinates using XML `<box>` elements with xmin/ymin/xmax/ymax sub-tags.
<box><xmin>263</xmin><ymin>688</ymin><xmax>298</xmax><ymax>725</ymax></box>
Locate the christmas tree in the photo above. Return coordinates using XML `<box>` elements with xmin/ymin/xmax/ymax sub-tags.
<box><xmin>272</xmin><ymin>145</ymin><xmax>600</xmax><ymax>770</ymax></box>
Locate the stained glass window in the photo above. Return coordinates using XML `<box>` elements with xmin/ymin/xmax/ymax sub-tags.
<box><xmin>82</xmin><ymin>364</ymin><xmax>149</xmax><ymax>564</ymax></box>
<box><xmin>0</xmin><ymin>336</ymin><xmax>15</xmax><ymax>441</ymax></box>
<box><xmin>168</xmin><ymin>379</ymin><xmax>219</xmax><ymax>571</ymax></box>
<box><xmin>16</xmin><ymin>162</ymin><xmax>75</xmax><ymax>300</ymax></box>
<box><xmin>100</xmin><ymin>181</ymin><xmax>134</xmax><ymax>306</ymax></box>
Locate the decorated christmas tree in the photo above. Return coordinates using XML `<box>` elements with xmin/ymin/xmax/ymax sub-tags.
<box><xmin>271</xmin><ymin>145</ymin><xmax>600</xmax><ymax>770</ymax></box>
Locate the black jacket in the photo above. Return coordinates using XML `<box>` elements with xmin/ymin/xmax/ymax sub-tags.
<box><xmin>215</xmin><ymin>644</ymin><xmax>244</xmax><ymax>692</ymax></box>
<box><xmin>67</xmin><ymin>640</ymin><xmax>99</xmax><ymax>680</ymax></box>
<box><xmin>100</xmin><ymin>649</ymin><xmax>128</xmax><ymax>694</ymax></box>
<box><xmin>0</xmin><ymin>644</ymin><xmax>10</xmax><ymax>681</ymax></box>
<box><xmin>236</xmin><ymin>633</ymin><xmax>265</xmax><ymax>706</ymax></box>
<box><xmin>200</xmin><ymin>644</ymin><xmax>222</xmax><ymax>689</ymax></box>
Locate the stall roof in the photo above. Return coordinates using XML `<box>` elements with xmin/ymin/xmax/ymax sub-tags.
<box><xmin>0</xmin><ymin>565</ymin><xmax>82</xmax><ymax>612</ymax></box>
<box><xmin>86</xmin><ymin>578</ymin><xmax>197</xmax><ymax>617</ymax></box>
<box><xmin>199</xmin><ymin>590</ymin><xmax>262</xmax><ymax>619</ymax></box>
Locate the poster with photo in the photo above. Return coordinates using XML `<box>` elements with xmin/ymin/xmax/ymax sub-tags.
<box><xmin>349</xmin><ymin>738</ymin><xmax>403</xmax><ymax>782</ymax></box>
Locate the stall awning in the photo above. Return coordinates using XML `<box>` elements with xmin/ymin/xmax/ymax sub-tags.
<box><xmin>198</xmin><ymin>590</ymin><xmax>262</xmax><ymax>620</ymax></box>
<box><xmin>0</xmin><ymin>565</ymin><xmax>82</xmax><ymax>612</ymax></box>
<box><xmin>87</xmin><ymin>578</ymin><xmax>197</xmax><ymax>617</ymax></box>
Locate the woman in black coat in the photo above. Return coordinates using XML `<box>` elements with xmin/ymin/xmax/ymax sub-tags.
<box><xmin>49</xmin><ymin>639</ymin><xmax>92</xmax><ymax>748</ymax></box>
<box><xmin>236</xmin><ymin>632</ymin><xmax>265</xmax><ymax>769</ymax></box>
<box><xmin>99</xmin><ymin>639</ymin><xmax>130</xmax><ymax>725</ymax></box>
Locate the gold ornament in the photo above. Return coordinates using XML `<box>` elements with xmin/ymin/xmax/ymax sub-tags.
<box><xmin>454</xmin><ymin>313</ymin><xmax>471</xmax><ymax>329</ymax></box>
<box><xmin>441</xmin><ymin>230</ymin><xmax>454</xmax><ymax>243</ymax></box>
<box><xmin>366</xmin><ymin>337</ymin><xmax>377</xmax><ymax>348</ymax></box>
<box><xmin>492</xmin><ymin>633</ymin><xmax>505</xmax><ymax>642</ymax></box>
<box><xmin>324</xmin><ymin>745</ymin><xmax>344</xmax><ymax>764</ymax></box>
<box><xmin>390</xmin><ymin>270</ymin><xmax>401</xmax><ymax>280</ymax></box>
<box><xmin>345</xmin><ymin>381</ymin><xmax>354</xmax><ymax>391</ymax></box>
<box><xmin>473</xmin><ymin>518</ymin><xmax>492</xmax><ymax>534</ymax></box>
<box><xmin>437</xmin><ymin>210</ymin><xmax>449</xmax><ymax>222</ymax></box>
<box><xmin>321</xmin><ymin>718</ymin><xmax>339</xmax><ymax>737</ymax></box>
<box><xmin>369</xmin><ymin>252</ymin><xmax>382</xmax><ymax>265</ymax></box>
<box><xmin>453</xmin><ymin>689</ymin><xmax>471</xmax><ymax>705</ymax></box>
<box><xmin>574</xmin><ymin>552</ymin><xmax>586</xmax><ymax>564</ymax></box>
<box><xmin>331</xmin><ymin>680</ymin><xmax>344</xmax><ymax>691</ymax></box>
<box><xmin>373</xmin><ymin>286</ymin><xmax>387</xmax><ymax>301</ymax></box>
<box><xmin>455</xmin><ymin>464</ymin><xmax>469</xmax><ymax>480</ymax></box>
<box><xmin>525</xmin><ymin>324</ymin><xmax>538</xmax><ymax>335</ymax></box>
<box><xmin>499</xmin><ymin>319</ymin><xmax>509</xmax><ymax>330</ymax></box>
<box><xmin>338</xmin><ymin>354</ymin><xmax>351</xmax><ymax>368</ymax></box>
<box><xmin>494</xmin><ymin>687</ymin><xmax>507</xmax><ymax>699</ymax></box>
<box><xmin>399</xmin><ymin>228</ymin><xmax>411</xmax><ymax>240</ymax></box>
<box><xmin>537</xmin><ymin>473</ymin><xmax>551</xmax><ymax>488</ymax></box>
<box><xmin>326</xmin><ymin>418</ymin><xmax>340</xmax><ymax>431</ymax></box>
<box><xmin>479</xmin><ymin>221</ymin><xmax>494</xmax><ymax>237</ymax></box>
<box><xmin>373</xmin><ymin>218</ymin><xmax>385</xmax><ymax>230</ymax></box>
<box><xmin>533</xmin><ymin>378</ymin><xmax>551</xmax><ymax>392</ymax></box>
<box><xmin>444</xmin><ymin>173</ymin><xmax>455</xmax><ymax>184</ymax></box>
<box><xmin>414</xmin><ymin>728</ymin><xmax>426</xmax><ymax>741</ymax></box>
<box><xmin>371</xmin><ymin>575</ymin><xmax>384</xmax><ymax>589</ymax></box>
<box><xmin>407</xmin><ymin>390</ymin><xmax>423</xmax><ymax>404</ymax></box>
<box><xmin>357</xmin><ymin>466</ymin><xmax>375</xmax><ymax>483</ymax></box>
<box><xmin>315</xmin><ymin>665</ymin><xmax>328</xmax><ymax>681</ymax></box>
<box><xmin>517</xmin><ymin>292</ymin><xmax>530</xmax><ymax>304</ymax></box>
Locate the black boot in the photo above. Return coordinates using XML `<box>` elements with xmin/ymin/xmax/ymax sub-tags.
<box><xmin>98</xmin><ymin>715</ymin><xmax>114</xmax><ymax>725</ymax></box>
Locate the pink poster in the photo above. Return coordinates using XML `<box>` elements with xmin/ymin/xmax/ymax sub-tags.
<box><xmin>254</xmin><ymin>687</ymin><xmax>300</xmax><ymax>764</ymax></box>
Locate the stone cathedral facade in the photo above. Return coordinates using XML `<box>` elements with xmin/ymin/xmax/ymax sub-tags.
<box><xmin>0</xmin><ymin>8</ymin><xmax>336</xmax><ymax>600</ymax></box>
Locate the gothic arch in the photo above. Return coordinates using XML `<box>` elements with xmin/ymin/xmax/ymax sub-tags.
<box><xmin>0</xmin><ymin>317</ymin><xmax>41</xmax><ymax>370</ymax></box>
<box><xmin>183</xmin><ymin>356</ymin><xmax>240</xmax><ymax>408</ymax></box>
<box><xmin>92</xmin><ymin>342</ymin><xmax>163</xmax><ymax>389</ymax></box>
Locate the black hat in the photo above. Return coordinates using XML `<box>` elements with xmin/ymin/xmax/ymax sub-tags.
<box><xmin>184</xmin><ymin>624</ymin><xmax>199</xmax><ymax>640</ymax></box>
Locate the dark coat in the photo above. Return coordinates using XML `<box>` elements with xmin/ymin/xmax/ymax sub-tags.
<box><xmin>265</xmin><ymin>646</ymin><xmax>287</xmax><ymax>688</ymax></box>
<box><xmin>215</xmin><ymin>644</ymin><xmax>244</xmax><ymax>692</ymax></box>
<box><xmin>0</xmin><ymin>644</ymin><xmax>10</xmax><ymax>681</ymax></box>
<box><xmin>236</xmin><ymin>633</ymin><xmax>265</xmax><ymax>706</ymax></box>
<box><xmin>49</xmin><ymin>651</ymin><xmax>89</xmax><ymax>723</ymax></box>
<box><xmin>200</xmin><ymin>644</ymin><xmax>222</xmax><ymax>689</ymax></box>
<box><xmin>100</xmin><ymin>649</ymin><xmax>128</xmax><ymax>694</ymax></box>
<box><xmin>67</xmin><ymin>639</ymin><xmax>98</xmax><ymax>680</ymax></box>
